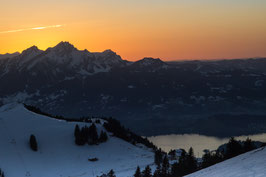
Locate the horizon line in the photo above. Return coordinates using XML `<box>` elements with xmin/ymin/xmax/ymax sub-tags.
<box><xmin>1</xmin><ymin>41</ymin><xmax>265</xmax><ymax>62</ymax></box>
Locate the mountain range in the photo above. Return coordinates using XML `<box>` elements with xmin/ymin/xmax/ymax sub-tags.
<box><xmin>1</xmin><ymin>42</ymin><xmax>266</xmax><ymax>137</ymax></box>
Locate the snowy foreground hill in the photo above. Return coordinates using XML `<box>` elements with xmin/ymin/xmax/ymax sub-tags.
<box><xmin>0</xmin><ymin>104</ymin><xmax>154</xmax><ymax>177</ymax></box>
<box><xmin>187</xmin><ymin>147</ymin><xmax>266</xmax><ymax>177</ymax></box>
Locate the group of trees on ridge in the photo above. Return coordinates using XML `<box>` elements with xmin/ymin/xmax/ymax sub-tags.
<box><xmin>131</xmin><ymin>137</ymin><xmax>262</xmax><ymax>177</ymax></box>
<box><xmin>24</xmin><ymin>104</ymin><xmax>156</xmax><ymax>150</ymax></box>
<box><xmin>103</xmin><ymin>118</ymin><xmax>156</xmax><ymax>149</ymax></box>
<box><xmin>24</xmin><ymin>104</ymin><xmax>104</xmax><ymax>123</ymax></box>
<box><xmin>202</xmin><ymin>137</ymin><xmax>260</xmax><ymax>168</ymax></box>
<box><xmin>74</xmin><ymin>124</ymin><xmax>108</xmax><ymax>145</ymax></box>
<box><xmin>141</xmin><ymin>147</ymin><xmax>198</xmax><ymax>177</ymax></box>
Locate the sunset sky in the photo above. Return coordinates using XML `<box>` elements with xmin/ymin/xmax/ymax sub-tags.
<box><xmin>0</xmin><ymin>0</ymin><xmax>266</xmax><ymax>61</ymax></box>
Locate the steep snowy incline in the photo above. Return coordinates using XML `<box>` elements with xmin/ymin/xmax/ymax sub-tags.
<box><xmin>0</xmin><ymin>104</ymin><xmax>154</xmax><ymax>177</ymax></box>
<box><xmin>187</xmin><ymin>147</ymin><xmax>266</xmax><ymax>177</ymax></box>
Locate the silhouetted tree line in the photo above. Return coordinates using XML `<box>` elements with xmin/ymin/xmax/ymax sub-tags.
<box><xmin>134</xmin><ymin>165</ymin><xmax>153</xmax><ymax>177</ymax></box>
<box><xmin>24</xmin><ymin>104</ymin><xmax>103</xmax><ymax>123</ymax></box>
<box><xmin>103</xmin><ymin>118</ymin><xmax>156</xmax><ymax>150</ymax></box>
<box><xmin>0</xmin><ymin>169</ymin><xmax>5</xmax><ymax>177</ymax></box>
<box><xmin>133</xmin><ymin>137</ymin><xmax>263</xmax><ymax>177</ymax></box>
<box><xmin>74</xmin><ymin>124</ymin><xmax>108</xmax><ymax>145</ymax></box>
<box><xmin>134</xmin><ymin>147</ymin><xmax>198</xmax><ymax>177</ymax></box>
<box><xmin>201</xmin><ymin>150</ymin><xmax>223</xmax><ymax>169</ymax></box>
<box><xmin>154</xmin><ymin>148</ymin><xmax>167</xmax><ymax>166</ymax></box>
<box><xmin>201</xmin><ymin>137</ymin><xmax>261</xmax><ymax>169</ymax></box>
<box><xmin>157</xmin><ymin>148</ymin><xmax>197</xmax><ymax>177</ymax></box>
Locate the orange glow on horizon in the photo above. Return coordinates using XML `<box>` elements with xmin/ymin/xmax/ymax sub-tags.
<box><xmin>0</xmin><ymin>1</ymin><xmax>266</xmax><ymax>61</ymax></box>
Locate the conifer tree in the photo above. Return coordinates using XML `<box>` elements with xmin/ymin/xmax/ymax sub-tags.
<box><xmin>202</xmin><ymin>150</ymin><xmax>223</xmax><ymax>168</ymax></box>
<box><xmin>88</xmin><ymin>123</ymin><xmax>98</xmax><ymax>144</ymax></box>
<box><xmin>99</xmin><ymin>131</ymin><xmax>108</xmax><ymax>142</ymax></box>
<box><xmin>83</xmin><ymin>126</ymin><xmax>90</xmax><ymax>143</ymax></box>
<box><xmin>168</xmin><ymin>149</ymin><xmax>176</xmax><ymax>160</ymax></box>
<box><xmin>29</xmin><ymin>134</ymin><xmax>38</xmax><ymax>151</ymax></box>
<box><xmin>74</xmin><ymin>124</ymin><xmax>80</xmax><ymax>138</ymax></box>
<box><xmin>153</xmin><ymin>164</ymin><xmax>161</xmax><ymax>177</ymax></box>
<box><xmin>154</xmin><ymin>148</ymin><xmax>163</xmax><ymax>166</ymax></box>
<box><xmin>175</xmin><ymin>149</ymin><xmax>189</xmax><ymax>176</ymax></box>
<box><xmin>170</xmin><ymin>162</ymin><xmax>179</xmax><ymax>177</ymax></box>
<box><xmin>142</xmin><ymin>165</ymin><xmax>152</xmax><ymax>177</ymax></box>
<box><xmin>161</xmin><ymin>155</ymin><xmax>170</xmax><ymax>177</ymax></box>
<box><xmin>187</xmin><ymin>147</ymin><xmax>197</xmax><ymax>173</ymax></box>
<box><xmin>226</xmin><ymin>137</ymin><xmax>242</xmax><ymax>159</ymax></box>
<box><xmin>74</xmin><ymin>124</ymin><xmax>84</xmax><ymax>145</ymax></box>
<box><xmin>202</xmin><ymin>151</ymin><xmax>212</xmax><ymax>168</ymax></box>
<box><xmin>75</xmin><ymin>126</ymin><xmax>87</xmax><ymax>145</ymax></box>
<box><xmin>107</xmin><ymin>169</ymin><xmax>116</xmax><ymax>177</ymax></box>
<box><xmin>134</xmin><ymin>166</ymin><xmax>141</xmax><ymax>177</ymax></box>
<box><xmin>243</xmin><ymin>138</ymin><xmax>255</xmax><ymax>152</ymax></box>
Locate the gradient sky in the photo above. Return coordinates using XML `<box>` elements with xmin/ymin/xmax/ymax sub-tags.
<box><xmin>0</xmin><ymin>0</ymin><xmax>266</xmax><ymax>61</ymax></box>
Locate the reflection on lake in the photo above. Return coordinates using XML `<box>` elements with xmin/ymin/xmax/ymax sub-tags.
<box><xmin>148</xmin><ymin>133</ymin><xmax>266</xmax><ymax>157</ymax></box>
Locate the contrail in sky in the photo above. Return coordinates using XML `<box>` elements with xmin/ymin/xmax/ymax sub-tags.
<box><xmin>0</xmin><ymin>25</ymin><xmax>64</xmax><ymax>34</ymax></box>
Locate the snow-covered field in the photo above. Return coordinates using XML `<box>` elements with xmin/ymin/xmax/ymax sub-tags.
<box><xmin>0</xmin><ymin>104</ymin><xmax>154</xmax><ymax>177</ymax></box>
<box><xmin>187</xmin><ymin>147</ymin><xmax>266</xmax><ymax>177</ymax></box>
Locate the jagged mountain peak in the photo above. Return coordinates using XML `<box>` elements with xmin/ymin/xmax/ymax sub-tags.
<box><xmin>102</xmin><ymin>49</ymin><xmax>116</xmax><ymax>55</ymax></box>
<box><xmin>135</xmin><ymin>57</ymin><xmax>166</xmax><ymax>66</ymax></box>
<box><xmin>92</xmin><ymin>49</ymin><xmax>119</xmax><ymax>58</ymax></box>
<box><xmin>19</xmin><ymin>46</ymin><xmax>43</xmax><ymax>65</ymax></box>
<box><xmin>50</xmin><ymin>41</ymin><xmax>77</xmax><ymax>53</ymax></box>
<box><xmin>55</xmin><ymin>41</ymin><xmax>75</xmax><ymax>48</ymax></box>
<box><xmin>21</xmin><ymin>45</ymin><xmax>41</xmax><ymax>56</ymax></box>
<box><xmin>93</xmin><ymin>49</ymin><xmax>125</xmax><ymax>65</ymax></box>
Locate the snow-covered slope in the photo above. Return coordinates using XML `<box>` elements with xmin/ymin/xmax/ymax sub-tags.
<box><xmin>187</xmin><ymin>147</ymin><xmax>266</xmax><ymax>177</ymax></box>
<box><xmin>0</xmin><ymin>104</ymin><xmax>154</xmax><ymax>177</ymax></box>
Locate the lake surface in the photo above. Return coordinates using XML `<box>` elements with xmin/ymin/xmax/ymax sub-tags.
<box><xmin>148</xmin><ymin>133</ymin><xmax>266</xmax><ymax>157</ymax></box>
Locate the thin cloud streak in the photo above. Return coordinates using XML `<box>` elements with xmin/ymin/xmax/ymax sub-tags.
<box><xmin>0</xmin><ymin>25</ymin><xmax>64</xmax><ymax>34</ymax></box>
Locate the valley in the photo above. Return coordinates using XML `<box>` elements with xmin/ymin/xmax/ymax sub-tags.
<box><xmin>1</xmin><ymin>42</ymin><xmax>266</xmax><ymax>137</ymax></box>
